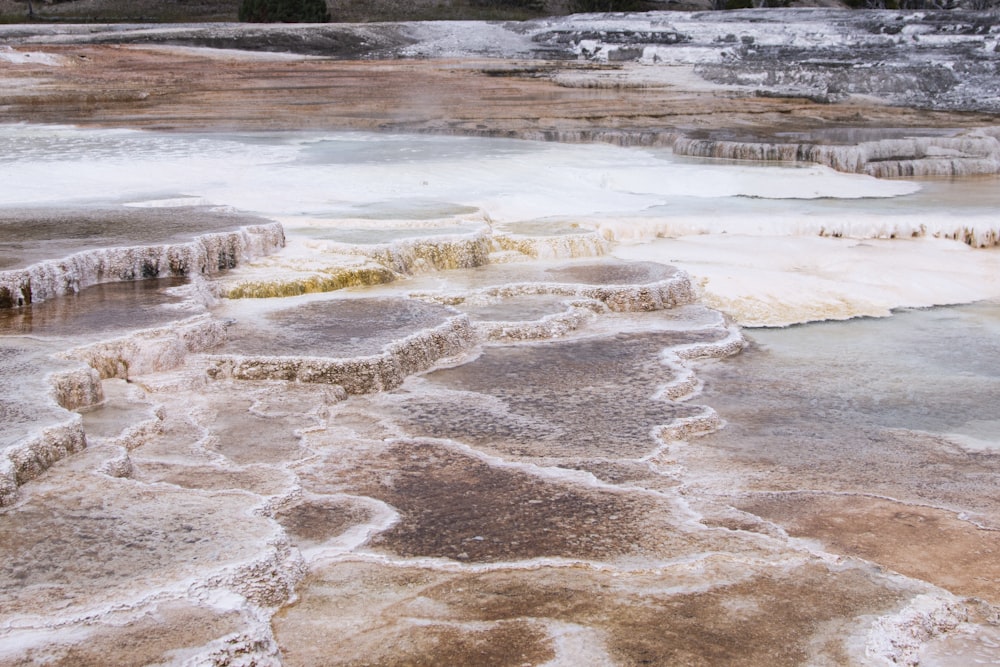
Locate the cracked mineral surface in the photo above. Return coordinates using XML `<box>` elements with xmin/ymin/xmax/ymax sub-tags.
<box><xmin>1</xmin><ymin>10</ymin><xmax>999</xmax><ymax>667</ymax></box>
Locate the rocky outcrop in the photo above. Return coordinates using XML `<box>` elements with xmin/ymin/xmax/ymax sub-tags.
<box><xmin>312</xmin><ymin>233</ymin><xmax>493</xmax><ymax>274</ymax></box>
<box><xmin>0</xmin><ymin>416</ymin><xmax>87</xmax><ymax>506</ymax></box>
<box><xmin>530</xmin><ymin>10</ymin><xmax>1000</xmax><ymax>113</ymax></box>
<box><xmin>0</xmin><ymin>347</ymin><xmax>105</xmax><ymax>507</ymax></box>
<box><xmin>673</xmin><ymin>132</ymin><xmax>1000</xmax><ymax>177</ymax></box>
<box><xmin>0</xmin><ymin>223</ymin><xmax>284</xmax><ymax>309</ymax></box>
<box><xmin>207</xmin><ymin>315</ymin><xmax>479</xmax><ymax>393</ymax></box>
<box><xmin>4</xmin><ymin>10</ymin><xmax>999</xmax><ymax>114</ymax></box>
<box><xmin>484</xmin><ymin>271</ymin><xmax>697</xmax><ymax>313</ymax></box>
<box><xmin>62</xmin><ymin>315</ymin><xmax>231</xmax><ymax>380</ymax></box>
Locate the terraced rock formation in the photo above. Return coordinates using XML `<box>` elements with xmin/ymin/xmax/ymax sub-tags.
<box><xmin>2</xmin><ymin>11</ymin><xmax>1000</xmax><ymax>666</ymax></box>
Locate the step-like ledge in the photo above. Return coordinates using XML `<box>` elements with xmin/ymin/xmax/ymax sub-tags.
<box><xmin>206</xmin><ymin>315</ymin><xmax>477</xmax><ymax>394</ymax></box>
<box><xmin>0</xmin><ymin>222</ymin><xmax>285</xmax><ymax>308</ymax></box>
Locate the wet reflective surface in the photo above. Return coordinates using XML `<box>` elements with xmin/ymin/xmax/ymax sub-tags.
<box><xmin>684</xmin><ymin>304</ymin><xmax>1000</xmax><ymax>606</ymax></box>
<box><xmin>219</xmin><ymin>297</ymin><xmax>458</xmax><ymax>357</ymax></box>
<box><xmin>0</xmin><ymin>207</ymin><xmax>271</xmax><ymax>271</ymax></box>
<box><xmin>0</xmin><ymin>278</ymin><xmax>192</xmax><ymax>337</ymax></box>
<box><xmin>379</xmin><ymin>331</ymin><xmax>715</xmax><ymax>460</ymax></box>
<box><xmin>456</xmin><ymin>294</ymin><xmax>571</xmax><ymax>321</ymax></box>
<box><xmin>1</xmin><ymin>127</ymin><xmax>999</xmax><ymax>666</ymax></box>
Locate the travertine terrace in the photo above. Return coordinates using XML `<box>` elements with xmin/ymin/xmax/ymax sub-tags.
<box><xmin>1</xmin><ymin>10</ymin><xmax>999</xmax><ymax>666</ymax></box>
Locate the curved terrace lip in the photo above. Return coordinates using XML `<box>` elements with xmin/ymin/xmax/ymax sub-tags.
<box><xmin>2</xmin><ymin>10</ymin><xmax>1000</xmax><ymax>665</ymax></box>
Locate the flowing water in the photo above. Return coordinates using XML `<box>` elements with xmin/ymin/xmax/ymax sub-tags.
<box><xmin>1</xmin><ymin>124</ymin><xmax>999</xmax><ymax>666</ymax></box>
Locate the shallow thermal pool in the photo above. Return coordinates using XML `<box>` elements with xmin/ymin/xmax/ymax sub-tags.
<box><xmin>1</xmin><ymin>125</ymin><xmax>999</xmax><ymax>666</ymax></box>
<box><xmin>0</xmin><ymin>124</ymin><xmax>922</xmax><ymax>218</ymax></box>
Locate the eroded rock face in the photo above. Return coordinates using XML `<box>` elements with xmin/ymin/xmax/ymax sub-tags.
<box><xmin>673</xmin><ymin>134</ymin><xmax>1000</xmax><ymax>178</ymax></box>
<box><xmin>527</xmin><ymin>10</ymin><xmax>1000</xmax><ymax>109</ymax></box>
<box><xmin>0</xmin><ymin>204</ymin><xmax>284</xmax><ymax>311</ymax></box>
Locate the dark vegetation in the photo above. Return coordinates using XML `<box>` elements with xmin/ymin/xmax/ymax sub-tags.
<box><xmin>3</xmin><ymin>0</ymin><xmax>242</xmax><ymax>22</ymax></box>
<box><xmin>568</xmin><ymin>0</ymin><xmax>658</xmax><ymax>10</ymax></box>
<box><xmin>842</xmin><ymin>0</ymin><xmax>995</xmax><ymax>7</ymax></box>
<box><xmin>238</xmin><ymin>0</ymin><xmax>329</xmax><ymax>21</ymax></box>
<box><xmin>1</xmin><ymin>0</ymin><xmax>996</xmax><ymax>23</ymax></box>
